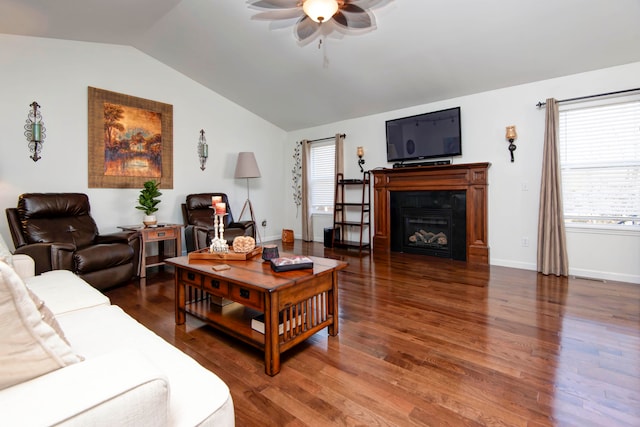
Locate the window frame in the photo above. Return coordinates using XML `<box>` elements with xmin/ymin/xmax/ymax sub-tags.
<box><xmin>558</xmin><ymin>94</ymin><xmax>640</xmax><ymax>234</ymax></box>
<box><xmin>309</xmin><ymin>140</ymin><xmax>335</xmax><ymax>215</ymax></box>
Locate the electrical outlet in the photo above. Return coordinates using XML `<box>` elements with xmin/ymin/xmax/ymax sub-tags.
<box><xmin>261</xmin><ymin>219</ymin><xmax>267</xmax><ymax>227</ymax></box>
<box><xmin>522</xmin><ymin>237</ymin><xmax>529</xmax><ymax>247</ymax></box>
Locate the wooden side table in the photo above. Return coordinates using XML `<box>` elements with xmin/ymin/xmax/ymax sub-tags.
<box><xmin>118</xmin><ymin>224</ymin><xmax>183</xmax><ymax>286</ymax></box>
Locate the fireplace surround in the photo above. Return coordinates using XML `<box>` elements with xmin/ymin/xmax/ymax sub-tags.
<box><xmin>371</xmin><ymin>163</ymin><xmax>490</xmax><ymax>264</ymax></box>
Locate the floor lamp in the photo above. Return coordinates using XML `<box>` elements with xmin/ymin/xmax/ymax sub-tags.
<box><xmin>234</xmin><ymin>152</ymin><xmax>261</xmax><ymax>244</ymax></box>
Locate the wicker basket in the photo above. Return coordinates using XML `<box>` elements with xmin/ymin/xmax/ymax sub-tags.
<box><xmin>281</xmin><ymin>229</ymin><xmax>294</xmax><ymax>243</ymax></box>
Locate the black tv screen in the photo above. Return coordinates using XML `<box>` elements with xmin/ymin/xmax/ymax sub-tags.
<box><xmin>386</xmin><ymin>107</ymin><xmax>462</xmax><ymax>163</ymax></box>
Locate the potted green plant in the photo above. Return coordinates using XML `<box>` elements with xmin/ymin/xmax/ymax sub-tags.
<box><xmin>136</xmin><ymin>180</ymin><xmax>162</xmax><ymax>226</ymax></box>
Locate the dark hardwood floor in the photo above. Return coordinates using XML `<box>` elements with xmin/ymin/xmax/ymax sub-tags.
<box><xmin>105</xmin><ymin>241</ymin><xmax>640</xmax><ymax>427</ymax></box>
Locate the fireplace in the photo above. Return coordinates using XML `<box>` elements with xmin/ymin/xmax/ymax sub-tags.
<box><xmin>371</xmin><ymin>163</ymin><xmax>490</xmax><ymax>264</ymax></box>
<box><xmin>391</xmin><ymin>191</ymin><xmax>466</xmax><ymax>260</ymax></box>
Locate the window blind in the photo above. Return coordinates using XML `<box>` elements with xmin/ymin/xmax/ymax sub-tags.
<box><xmin>559</xmin><ymin>99</ymin><xmax>640</xmax><ymax>226</ymax></box>
<box><xmin>310</xmin><ymin>142</ymin><xmax>335</xmax><ymax>212</ymax></box>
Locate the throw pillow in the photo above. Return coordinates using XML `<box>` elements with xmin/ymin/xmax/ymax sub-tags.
<box><xmin>0</xmin><ymin>260</ymin><xmax>81</xmax><ymax>390</ymax></box>
<box><xmin>0</xmin><ymin>233</ymin><xmax>13</xmax><ymax>267</ymax></box>
<box><xmin>25</xmin><ymin>286</ymin><xmax>71</xmax><ymax>346</ymax></box>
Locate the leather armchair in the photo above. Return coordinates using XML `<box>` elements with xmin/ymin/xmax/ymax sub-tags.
<box><xmin>6</xmin><ymin>193</ymin><xmax>141</xmax><ymax>290</ymax></box>
<box><xmin>182</xmin><ymin>193</ymin><xmax>255</xmax><ymax>252</ymax></box>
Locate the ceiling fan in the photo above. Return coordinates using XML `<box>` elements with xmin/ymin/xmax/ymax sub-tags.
<box><xmin>248</xmin><ymin>0</ymin><xmax>392</xmax><ymax>43</ymax></box>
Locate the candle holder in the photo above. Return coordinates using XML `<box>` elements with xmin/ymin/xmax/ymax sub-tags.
<box><xmin>217</xmin><ymin>213</ymin><xmax>227</xmax><ymax>242</ymax></box>
<box><xmin>24</xmin><ymin>101</ymin><xmax>46</xmax><ymax>162</ymax></box>
<box><xmin>209</xmin><ymin>212</ymin><xmax>229</xmax><ymax>253</ymax></box>
<box><xmin>262</xmin><ymin>244</ymin><xmax>279</xmax><ymax>261</ymax></box>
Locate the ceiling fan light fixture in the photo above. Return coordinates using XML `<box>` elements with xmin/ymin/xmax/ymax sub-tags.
<box><xmin>303</xmin><ymin>0</ymin><xmax>339</xmax><ymax>23</ymax></box>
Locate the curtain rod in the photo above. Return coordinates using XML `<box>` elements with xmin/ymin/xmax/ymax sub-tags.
<box><xmin>536</xmin><ymin>87</ymin><xmax>640</xmax><ymax>108</ymax></box>
<box><xmin>306</xmin><ymin>133</ymin><xmax>346</xmax><ymax>143</ymax></box>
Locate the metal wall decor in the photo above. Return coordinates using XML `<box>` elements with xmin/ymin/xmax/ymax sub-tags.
<box><xmin>198</xmin><ymin>129</ymin><xmax>208</xmax><ymax>171</ymax></box>
<box><xmin>24</xmin><ymin>101</ymin><xmax>46</xmax><ymax>162</ymax></box>
<box><xmin>505</xmin><ymin>125</ymin><xmax>517</xmax><ymax>162</ymax></box>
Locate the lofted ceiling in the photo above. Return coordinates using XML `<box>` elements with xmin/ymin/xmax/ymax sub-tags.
<box><xmin>1</xmin><ymin>0</ymin><xmax>639</xmax><ymax>131</ymax></box>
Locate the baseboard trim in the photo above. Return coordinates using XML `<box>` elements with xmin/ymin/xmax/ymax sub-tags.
<box><xmin>491</xmin><ymin>258</ymin><xmax>639</xmax><ymax>284</ymax></box>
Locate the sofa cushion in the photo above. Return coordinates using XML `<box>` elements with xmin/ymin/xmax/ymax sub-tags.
<box><xmin>0</xmin><ymin>261</ymin><xmax>81</xmax><ymax>390</ymax></box>
<box><xmin>24</xmin><ymin>270</ymin><xmax>110</xmax><ymax>316</ymax></box>
<box><xmin>0</xmin><ymin>349</ymin><xmax>170</xmax><ymax>426</ymax></box>
<box><xmin>57</xmin><ymin>304</ymin><xmax>232</xmax><ymax>426</ymax></box>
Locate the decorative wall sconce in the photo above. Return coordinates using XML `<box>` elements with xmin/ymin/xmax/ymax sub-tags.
<box><xmin>505</xmin><ymin>125</ymin><xmax>517</xmax><ymax>162</ymax></box>
<box><xmin>23</xmin><ymin>101</ymin><xmax>46</xmax><ymax>162</ymax></box>
<box><xmin>197</xmin><ymin>129</ymin><xmax>208</xmax><ymax>171</ymax></box>
<box><xmin>357</xmin><ymin>146</ymin><xmax>365</xmax><ymax>173</ymax></box>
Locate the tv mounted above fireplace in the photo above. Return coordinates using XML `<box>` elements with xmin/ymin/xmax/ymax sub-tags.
<box><xmin>385</xmin><ymin>107</ymin><xmax>462</xmax><ymax>164</ymax></box>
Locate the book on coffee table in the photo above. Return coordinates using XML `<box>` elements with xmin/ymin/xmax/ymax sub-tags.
<box><xmin>269</xmin><ymin>256</ymin><xmax>314</xmax><ymax>272</ymax></box>
<box><xmin>251</xmin><ymin>311</ymin><xmax>304</xmax><ymax>335</ymax></box>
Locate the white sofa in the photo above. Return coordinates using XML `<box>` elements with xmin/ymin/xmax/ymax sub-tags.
<box><xmin>0</xmin><ymin>250</ymin><xmax>235</xmax><ymax>426</ymax></box>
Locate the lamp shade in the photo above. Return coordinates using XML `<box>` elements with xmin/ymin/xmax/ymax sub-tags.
<box><xmin>234</xmin><ymin>152</ymin><xmax>261</xmax><ymax>178</ymax></box>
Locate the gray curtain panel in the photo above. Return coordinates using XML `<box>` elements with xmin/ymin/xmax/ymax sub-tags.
<box><xmin>301</xmin><ymin>139</ymin><xmax>313</xmax><ymax>241</ymax></box>
<box><xmin>537</xmin><ymin>98</ymin><xmax>569</xmax><ymax>276</ymax></box>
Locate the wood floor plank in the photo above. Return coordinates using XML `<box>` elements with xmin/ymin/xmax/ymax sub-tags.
<box><xmin>105</xmin><ymin>241</ymin><xmax>640</xmax><ymax>426</ymax></box>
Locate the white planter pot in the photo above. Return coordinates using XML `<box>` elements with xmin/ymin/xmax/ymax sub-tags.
<box><xmin>143</xmin><ymin>215</ymin><xmax>157</xmax><ymax>227</ymax></box>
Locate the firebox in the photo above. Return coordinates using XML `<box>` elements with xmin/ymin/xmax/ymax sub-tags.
<box><xmin>390</xmin><ymin>190</ymin><xmax>466</xmax><ymax>260</ymax></box>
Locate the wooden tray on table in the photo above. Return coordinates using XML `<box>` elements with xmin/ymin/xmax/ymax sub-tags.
<box><xmin>188</xmin><ymin>246</ymin><xmax>263</xmax><ymax>262</ymax></box>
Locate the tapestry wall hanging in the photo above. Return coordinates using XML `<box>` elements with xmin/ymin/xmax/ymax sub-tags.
<box><xmin>88</xmin><ymin>86</ymin><xmax>173</xmax><ymax>188</ymax></box>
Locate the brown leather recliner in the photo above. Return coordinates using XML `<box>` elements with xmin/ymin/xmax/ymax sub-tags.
<box><xmin>6</xmin><ymin>193</ymin><xmax>141</xmax><ymax>290</ymax></box>
<box><xmin>182</xmin><ymin>193</ymin><xmax>255</xmax><ymax>252</ymax></box>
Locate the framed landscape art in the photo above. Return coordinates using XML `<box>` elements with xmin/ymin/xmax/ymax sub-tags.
<box><xmin>88</xmin><ymin>87</ymin><xmax>173</xmax><ymax>188</ymax></box>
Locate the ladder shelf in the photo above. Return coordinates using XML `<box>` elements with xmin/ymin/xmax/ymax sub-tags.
<box><xmin>332</xmin><ymin>171</ymin><xmax>371</xmax><ymax>251</ymax></box>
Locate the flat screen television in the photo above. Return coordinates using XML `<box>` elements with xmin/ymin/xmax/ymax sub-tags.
<box><xmin>385</xmin><ymin>107</ymin><xmax>462</xmax><ymax>163</ymax></box>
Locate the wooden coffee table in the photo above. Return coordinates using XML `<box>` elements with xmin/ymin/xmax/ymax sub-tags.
<box><xmin>166</xmin><ymin>253</ymin><xmax>347</xmax><ymax>376</ymax></box>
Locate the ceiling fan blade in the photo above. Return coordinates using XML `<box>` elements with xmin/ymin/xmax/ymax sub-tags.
<box><xmin>348</xmin><ymin>0</ymin><xmax>393</xmax><ymax>9</ymax></box>
<box><xmin>333</xmin><ymin>12</ymin><xmax>348</xmax><ymax>28</ymax></box>
<box><xmin>340</xmin><ymin>4</ymin><xmax>367</xmax><ymax>15</ymax></box>
<box><xmin>334</xmin><ymin>9</ymin><xmax>373</xmax><ymax>29</ymax></box>
<box><xmin>268</xmin><ymin>16</ymin><xmax>301</xmax><ymax>30</ymax></box>
<box><xmin>248</xmin><ymin>0</ymin><xmax>300</xmax><ymax>9</ymax></box>
<box><xmin>296</xmin><ymin>15</ymin><xmax>320</xmax><ymax>41</ymax></box>
<box><xmin>251</xmin><ymin>9</ymin><xmax>304</xmax><ymax>21</ymax></box>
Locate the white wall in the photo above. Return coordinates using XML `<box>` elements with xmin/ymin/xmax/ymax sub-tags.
<box><xmin>1</xmin><ymin>34</ymin><xmax>638</xmax><ymax>284</ymax></box>
<box><xmin>0</xmin><ymin>34</ymin><xmax>287</xmax><ymax>249</ymax></box>
<box><xmin>285</xmin><ymin>62</ymin><xmax>640</xmax><ymax>284</ymax></box>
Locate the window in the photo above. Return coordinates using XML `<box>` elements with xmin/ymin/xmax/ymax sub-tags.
<box><xmin>559</xmin><ymin>96</ymin><xmax>640</xmax><ymax>228</ymax></box>
<box><xmin>310</xmin><ymin>141</ymin><xmax>335</xmax><ymax>213</ymax></box>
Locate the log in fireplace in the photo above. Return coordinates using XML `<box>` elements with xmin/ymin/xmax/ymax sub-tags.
<box><xmin>371</xmin><ymin>163</ymin><xmax>490</xmax><ymax>264</ymax></box>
